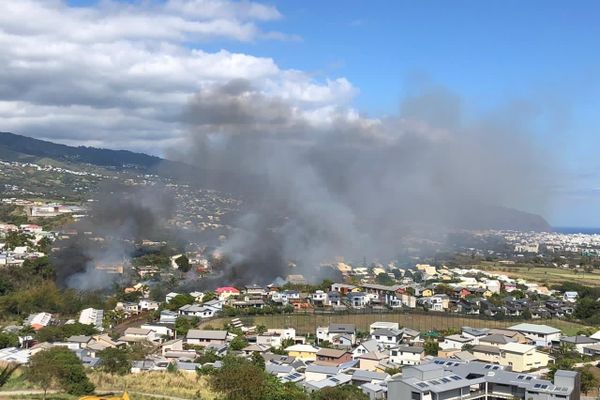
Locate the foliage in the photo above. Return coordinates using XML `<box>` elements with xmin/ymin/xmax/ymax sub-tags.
<box><xmin>209</xmin><ymin>356</ymin><xmax>309</xmax><ymax>400</ymax></box>
<box><xmin>0</xmin><ymin>332</ymin><xmax>19</xmax><ymax>349</ymax></box>
<box><xmin>175</xmin><ymin>316</ymin><xmax>199</xmax><ymax>336</ymax></box>
<box><xmin>27</xmin><ymin>347</ymin><xmax>95</xmax><ymax>398</ymax></box>
<box><xmin>0</xmin><ymin>363</ymin><xmax>19</xmax><ymax>388</ymax></box>
<box><xmin>375</xmin><ymin>273</ymin><xmax>395</xmax><ymax>286</ymax></box>
<box><xmin>424</xmin><ymin>339</ymin><xmax>440</xmax><ymax>356</ymax></box>
<box><xmin>128</xmin><ymin>340</ymin><xmax>156</xmax><ymax>361</ymax></box>
<box><xmin>310</xmin><ymin>385</ymin><xmax>368</xmax><ymax>400</ymax></box>
<box><xmin>195</xmin><ymin>349</ymin><xmax>220</xmax><ymax>364</ymax></box>
<box><xmin>166</xmin><ymin>361</ymin><xmax>178</xmax><ymax>373</ymax></box>
<box><xmin>251</xmin><ymin>351</ymin><xmax>265</xmax><ymax>370</ymax></box>
<box><xmin>229</xmin><ymin>335</ymin><xmax>249</xmax><ymax>351</ymax></box>
<box><xmin>35</xmin><ymin>322</ymin><xmax>98</xmax><ymax>343</ymax></box>
<box><xmin>577</xmin><ymin>366</ymin><xmax>598</xmax><ymax>395</ymax></box>
<box><xmin>97</xmin><ymin>347</ymin><xmax>131</xmax><ymax>375</ymax></box>
<box><xmin>3</xmin><ymin>231</ymin><xmax>33</xmax><ymax>250</ymax></box>
<box><xmin>175</xmin><ymin>255</ymin><xmax>191</xmax><ymax>273</ymax></box>
<box><xmin>166</xmin><ymin>294</ymin><xmax>195</xmax><ymax>311</ymax></box>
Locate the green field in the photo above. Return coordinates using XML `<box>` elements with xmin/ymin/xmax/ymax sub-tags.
<box><xmin>479</xmin><ymin>262</ymin><xmax>600</xmax><ymax>287</ymax></box>
<box><xmin>200</xmin><ymin>312</ymin><xmax>590</xmax><ymax>336</ymax></box>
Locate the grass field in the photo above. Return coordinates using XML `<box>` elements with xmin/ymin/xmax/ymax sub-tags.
<box><xmin>479</xmin><ymin>262</ymin><xmax>600</xmax><ymax>287</ymax></box>
<box><xmin>200</xmin><ymin>312</ymin><xmax>591</xmax><ymax>336</ymax></box>
<box><xmin>89</xmin><ymin>371</ymin><xmax>217</xmax><ymax>399</ymax></box>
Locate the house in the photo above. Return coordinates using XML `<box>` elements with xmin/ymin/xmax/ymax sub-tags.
<box><xmin>479</xmin><ymin>334</ymin><xmax>516</xmax><ymax>348</ymax></box>
<box><xmin>178</xmin><ymin>304</ymin><xmax>217</xmax><ymax>319</ymax></box>
<box><xmin>471</xmin><ymin>344</ymin><xmax>501</xmax><ymax>363</ymax></box>
<box><xmin>563</xmin><ymin>291</ymin><xmax>578</xmax><ymax>303</ymax></box>
<box><xmin>499</xmin><ymin>342</ymin><xmax>551</xmax><ymax>372</ymax></box>
<box><xmin>159</xmin><ymin>310</ymin><xmax>178</xmax><ymax>324</ymax></box>
<box><xmin>285</xmin><ymin>344</ymin><xmax>319</xmax><ymax>361</ymax></box>
<box><xmin>347</xmin><ymin>292</ymin><xmax>368</xmax><ymax>309</ymax></box>
<box><xmin>303</xmin><ymin>373</ymin><xmax>352</xmax><ymax>392</ymax></box>
<box><xmin>326</xmin><ymin>291</ymin><xmax>342</xmax><ymax>307</ymax></box>
<box><xmin>316</xmin><ymin>324</ymin><xmax>356</xmax><ymax>346</ymax></box>
<box><xmin>25</xmin><ymin>312</ymin><xmax>52</xmax><ymax>330</ymax></box>
<box><xmin>244</xmin><ymin>284</ymin><xmax>266</xmax><ymax>296</ymax></box>
<box><xmin>389</xmin><ymin>345</ymin><xmax>424</xmax><ymax>366</ymax></box>
<box><xmin>369</xmin><ymin>322</ymin><xmax>399</xmax><ymax>333</ymax></box>
<box><xmin>119</xmin><ymin>328</ymin><xmax>159</xmax><ymax>344</ymax></box>
<box><xmin>304</xmin><ymin>364</ymin><xmax>343</xmax><ymax>382</ymax></box>
<box><xmin>165</xmin><ymin>292</ymin><xmax>180</xmax><ymax>303</ymax></box>
<box><xmin>353</xmin><ymin>339</ymin><xmax>381</xmax><ymax>359</ymax></box>
<box><xmin>508</xmin><ymin>323</ymin><xmax>561</xmax><ymax>347</ymax></box>
<box><xmin>115</xmin><ymin>302</ymin><xmax>140</xmax><ymax>315</ymax></box>
<box><xmin>460</xmin><ymin>327</ymin><xmax>489</xmax><ymax>344</ymax></box>
<box><xmin>316</xmin><ymin>348</ymin><xmax>353</xmax><ymax>365</ymax></box>
<box><xmin>370</xmin><ymin>329</ymin><xmax>403</xmax><ymax>347</ymax></box>
<box><xmin>331</xmin><ymin>283</ymin><xmax>356</xmax><ymax>294</ymax></box>
<box><xmin>242</xmin><ymin>343</ymin><xmax>270</xmax><ymax>355</ymax></box>
<box><xmin>311</xmin><ymin>290</ymin><xmax>329</xmax><ymax>306</ymax></box>
<box><xmin>78</xmin><ymin>308</ymin><xmax>104</xmax><ymax>329</ymax></box>
<box><xmin>388</xmin><ymin>361</ymin><xmax>579</xmax><ymax>400</ymax></box>
<box><xmin>216</xmin><ymin>286</ymin><xmax>240</xmax><ymax>300</ymax></box>
<box><xmin>440</xmin><ymin>334</ymin><xmax>473</xmax><ymax>350</ymax></box>
<box><xmin>559</xmin><ymin>335</ymin><xmax>598</xmax><ymax>354</ymax></box>
<box><xmin>140</xmin><ymin>324</ymin><xmax>173</xmax><ymax>339</ymax></box>
<box><xmin>185</xmin><ymin>330</ymin><xmax>229</xmax><ymax>346</ymax></box>
<box><xmin>138</xmin><ymin>300</ymin><xmax>160</xmax><ymax>311</ymax></box>
<box><xmin>356</xmin><ymin>350</ymin><xmax>389</xmax><ymax>371</ymax></box>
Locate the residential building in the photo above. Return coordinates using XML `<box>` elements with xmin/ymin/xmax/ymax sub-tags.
<box><xmin>499</xmin><ymin>342</ymin><xmax>551</xmax><ymax>372</ymax></box>
<box><xmin>78</xmin><ymin>308</ymin><xmax>104</xmax><ymax>329</ymax></box>
<box><xmin>508</xmin><ymin>323</ymin><xmax>561</xmax><ymax>347</ymax></box>
<box><xmin>184</xmin><ymin>330</ymin><xmax>229</xmax><ymax>347</ymax></box>
<box><xmin>389</xmin><ymin>345</ymin><xmax>424</xmax><ymax>366</ymax></box>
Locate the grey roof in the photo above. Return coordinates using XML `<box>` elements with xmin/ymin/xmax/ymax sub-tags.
<box><xmin>317</xmin><ymin>348</ymin><xmax>350</xmax><ymax>358</ymax></box>
<box><xmin>67</xmin><ymin>335</ymin><xmax>92</xmax><ymax>343</ymax></box>
<box><xmin>351</xmin><ymin>369</ymin><xmax>389</xmax><ymax>382</ymax></box>
<box><xmin>266</xmin><ymin>363</ymin><xmax>294</xmax><ymax>375</ymax></box>
<box><xmin>472</xmin><ymin>344</ymin><xmax>501</xmax><ymax>355</ymax></box>
<box><xmin>394</xmin><ymin>345</ymin><xmax>424</xmax><ymax>354</ymax></box>
<box><xmin>462</xmin><ymin>327</ymin><xmax>489</xmax><ymax>337</ymax></box>
<box><xmin>357</xmin><ymin>339</ymin><xmax>381</xmax><ymax>353</ymax></box>
<box><xmin>561</xmin><ymin>335</ymin><xmax>597</xmax><ymax>345</ymax></box>
<box><xmin>479</xmin><ymin>334</ymin><xmax>516</xmax><ymax>345</ymax></box>
<box><xmin>186</xmin><ymin>330</ymin><xmax>228</xmax><ymax>340</ymax></box>
<box><xmin>508</xmin><ymin>323</ymin><xmax>560</xmax><ymax>335</ymax></box>
<box><xmin>329</xmin><ymin>324</ymin><xmax>356</xmax><ymax>333</ymax></box>
<box><xmin>371</xmin><ymin>328</ymin><xmax>402</xmax><ymax>337</ymax></box>
<box><xmin>305</xmin><ymin>364</ymin><xmax>341</xmax><ymax>375</ymax></box>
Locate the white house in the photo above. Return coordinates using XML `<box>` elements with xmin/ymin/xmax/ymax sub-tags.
<box><xmin>440</xmin><ymin>334</ymin><xmax>473</xmax><ymax>350</ymax></box>
<box><xmin>508</xmin><ymin>323</ymin><xmax>561</xmax><ymax>347</ymax></box>
<box><xmin>369</xmin><ymin>322</ymin><xmax>399</xmax><ymax>334</ymax></box>
<box><xmin>370</xmin><ymin>329</ymin><xmax>403</xmax><ymax>347</ymax></box>
<box><xmin>316</xmin><ymin>324</ymin><xmax>356</xmax><ymax>346</ymax></box>
<box><xmin>78</xmin><ymin>308</ymin><xmax>104</xmax><ymax>329</ymax></box>
<box><xmin>563</xmin><ymin>291</ymin><xmax>578</xmax><ymax>303</ymax></box>
<box><xmin>389</xmin><ymin>345</ymin><xmax>425</xmax><ymax>366</ymax></box>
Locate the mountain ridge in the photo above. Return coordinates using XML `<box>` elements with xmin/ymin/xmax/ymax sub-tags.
<box><xmin>0</xmin><ymin>131</ymin><xmax>552</xmax><ymax>232</ymax></box>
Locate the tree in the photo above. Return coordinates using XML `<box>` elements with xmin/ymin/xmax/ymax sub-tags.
<box><xmin>166</xmin><ymin>294</ymin><xmax>195</xmax><ymax>311</ymax></box>
<box><xmin>424</xmin><ymin>339</ymin><xmax>439</xmax><ymax>356</ymax></box>
<box><xmin>578</xmin><ymin>367</ymin><xmax>598</xmax><ymax>395</ymax></box>
<box><xmin>251</xmin><ymin>351</ymin><xmax>265</xmax><ymax>370</ymax></box>
<box><xmin>98</xmin><ymin>347</ymin><xmax>131</xmax><ymax>375</ymax></box>
<box><xmin>0</xmin><ymin>363</ymin><xmax>19</xmax><ymax>388</ymax></box>
<box><xmin>0</xmin><ymin>332</ymin><xmax>19</xmax><ymax>349</ymax></box>
<box><xmin>210</xmin><ymin>356</ymin><xmax>266</xmax><ymax>400</ymax></box>
<box><xmin>175</xmin><ymin>316</ymin><xmax>198</xmax><ymax>336</ymax></box>
<box><xmin>167</xmin><ymin>361</ymin><xmax>178</xmax><ymax>373</ymax></box>
<box><xmin>202</xmin><ymin>291</ymin><xmax>217</xmax><ymax>303</ymax></box>
<box><xmin>27</xmin><ymin>347</ymin><xmax>95</xmax><ymax>399</ymax></box>
<box><xmin>256</xmin><ymin>324</ymin><xmax>267</xmax><ymax>334</ymax></box>
<box><xmin>229</xmin><ymin>335</ymin><xmax>248</xmax><ymax>351</ymax></box>
<box><xmin>175</xmin><ymin>255</ymin><xmax>191</xmax><ymax>273</ymax></box>
<box><xmin>375</xmin><ymin>273</ymin><xmax>395</xmax><ymax>286</ymax></box>
<box><xmin>310</xmin><ymin>385</ymin><xmax>369</xmax><ymax>400</ymax></box>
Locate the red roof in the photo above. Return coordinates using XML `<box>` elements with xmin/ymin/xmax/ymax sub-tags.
<box><xmin>216</xmin><ymin>286</ymin><xmax>239</xmax><ymax>293</ymax></box>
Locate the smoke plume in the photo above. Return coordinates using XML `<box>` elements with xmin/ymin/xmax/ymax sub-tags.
<box><xmin>52</xmin><ymin>184</ymin><xmax>176</xmax><ymax>290</ymax></box>
<box><xmin>173</xmin><ymin>79</ymin><xmax>551</xmax><ymax>285</ymax></box>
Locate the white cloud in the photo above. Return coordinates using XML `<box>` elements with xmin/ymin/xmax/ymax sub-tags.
<box><xmin>0</xmin><ymin>0</ymin><xmax>357</xmax><ymax>154</ymax></box>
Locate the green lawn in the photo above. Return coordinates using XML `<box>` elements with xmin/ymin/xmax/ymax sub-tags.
<box><xmin>479</xmin><ymin>263</ymin><xmax>600</xmax><ymax>287</ymax></box>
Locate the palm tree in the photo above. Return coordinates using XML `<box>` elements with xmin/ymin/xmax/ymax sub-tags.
<box><xmin>0</xmin><ymin>363</ymin><xmax>19</xmax><ymax>388</ymax></box>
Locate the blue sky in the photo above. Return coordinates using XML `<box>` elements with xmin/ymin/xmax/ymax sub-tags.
<box><xmin>218</xmin><ymin>0</ymin><xmax>600</xmax><ymax>227</ymax></box>
<box><xmin>30</xmin><ymin>1</ymin><xmax>600</xmax><ymax>226</ymax></box>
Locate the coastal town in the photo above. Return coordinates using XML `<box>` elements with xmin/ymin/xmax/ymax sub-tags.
<box><xmin>2</xmin><ymin>203</ymin><xmax>600</xmax><ymax>399</ymax></box>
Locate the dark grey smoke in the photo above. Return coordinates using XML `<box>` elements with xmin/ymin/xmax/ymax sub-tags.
<box><xmin>173</xmin><ymin>80</ymin><xmax>551</xmax><ymax>284</ymax></box>
<box><xmin>52</xmin><ymin>184</ymin><xmax>177</xmax><ymax>290</ymax></box>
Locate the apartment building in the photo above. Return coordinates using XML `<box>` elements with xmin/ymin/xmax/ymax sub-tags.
<box><xmin>387</xmin><ymin>360</ymin><xmax>579</xmax><ymax>400</ymax></box>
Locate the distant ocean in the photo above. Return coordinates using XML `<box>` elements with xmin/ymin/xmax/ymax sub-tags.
<box><xmin>553</xmin><ymin>227</ymin><xmax>600</xmax><ymax>234</ymax></box>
